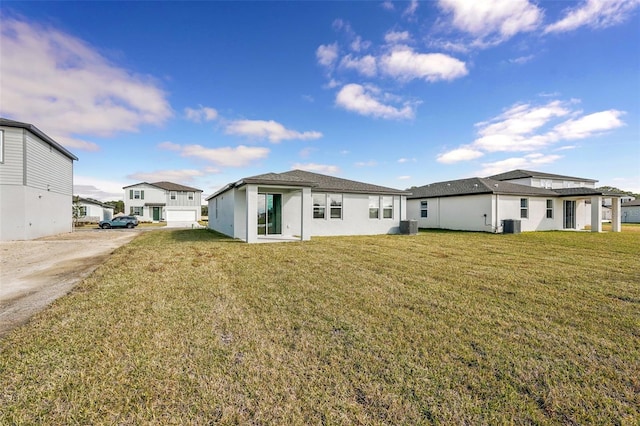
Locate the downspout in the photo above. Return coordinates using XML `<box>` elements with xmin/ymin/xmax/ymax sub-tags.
<box><xmin>494</xmin><ymin>194</ymin><xmax>499</xmax><ymax>233</ymax></box>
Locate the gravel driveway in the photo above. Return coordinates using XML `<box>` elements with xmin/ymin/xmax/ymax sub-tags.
<box><xmin>0</xmin><ymin>228</ymin><xmax>139</xmax><ymax>337</ymax></box>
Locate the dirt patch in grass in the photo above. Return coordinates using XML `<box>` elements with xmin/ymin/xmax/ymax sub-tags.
<box><xmin>1</xmin><ymin>228</ymin><xmax>639</xmax><ymax>424</ymax></box>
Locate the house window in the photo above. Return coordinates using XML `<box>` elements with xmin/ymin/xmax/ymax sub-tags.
<box><xmin>313</xmin><ymin>193</ymin><xmax>326</xmax><ymax>219</ymax></box>
<box><xmin>546</xmin><ymin>199</ymin><xmax>554</xmax><ymax>219</ymax></box>
<box><xmin>188</xmin><ymin>192</ymin><xmax>194</xmax><ymax>201</ymax></box>
<box><xmin>78</xmin><ymin>206</ymin><xmax>87</xmax><ymax>217</ymax></box>
<box><xmin>0</xmin><ymin>130</ymin><xmax>4</xmax><ymax>163</ymax></box>
<box><xmin>382</xmin><ymin>196</ymin><xmax>393</xmax><ymax>219</ymax></box>
<box><xmin>329</xmin><ymin>194</ymin><xmax>342</xmax><ymax>219</ymax></box>
<box><xmin>170</xmin><ymin>191</ymin><xmax>177</xmax><ymax>200</ymax></box>
<box><xmin>131</xmin><ymin>206</ymin><xmax>143</xmax><ymax>216</ymax></box>
<box><xmin>369</xmin><ymin>196</ymin><xmax>379</xmax><ymax>219</ymax></box>
<box><xmin>420</xmin><ymin>201</ymin><xmax>428</xmax><ymax>218</ymax></box>
<box><xmin>130</xmin><ymin>190</ymin><xmax>144</xmax><ymax>200</ymax></box>
<box><xmin>520</xmin><ymin>198</ymin><xmax>529</xmax><ymax>219</ymax></box>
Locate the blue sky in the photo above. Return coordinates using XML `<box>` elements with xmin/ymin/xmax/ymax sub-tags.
<box><xmin>1</xmin><ymin>0</ymin><xmax>639</xmax><ymax>201</ymax></box>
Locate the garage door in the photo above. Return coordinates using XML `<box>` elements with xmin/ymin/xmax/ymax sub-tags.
<box><xmin>165</xmin><ymin>210</ymin><xmax>196</xmax><ymax>222</ymax></box>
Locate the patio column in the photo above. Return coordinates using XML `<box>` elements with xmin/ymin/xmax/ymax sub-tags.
<box><xmin>246</xmin><ymin>184</ymin><xmax>258</xmax><ymax>243</ymax></box>
<box><xmin>300</xmin><ymin>187</ymin><xmax>312</xmax><ymax>241</ymax></box>
<box><xmin>611</xmin><ymin>197</ymin><xmax>621</xmax><ymax>232</ymax></box>
<box><xmin>591</xmin><ymin>196</ymin><xmax>602</xmax><ymax>233</ymax></box>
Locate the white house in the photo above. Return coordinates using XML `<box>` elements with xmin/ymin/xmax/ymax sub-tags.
<box><xmin>0</xmin><ymin>118</ymin><xmax>78</xmax><ymax>241</ymax></box>
<box><xmin>406</xmin><ymin>170</ymin><xmax>622</xmax><ymax>233</ymax></box>
<box><xmin>621</xmin><ymin>200</ymin><xmax>640</xmax><ymax>223</ymax></box>
<box><xmin>207</xmin><ymin>170</ymin><xmax>408</xmax><ymax>243</ymax></box>
<box><xmin>75</xmin><ymin>197</ymin><xmax>115</xmax><ymax>223</ymax></box>
<box><xmin>123</xmin><ymin>181</ymin><xmax>202</xmax><ymax>227</ymax></box>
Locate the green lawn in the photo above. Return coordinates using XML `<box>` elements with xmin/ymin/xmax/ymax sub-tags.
<box><xmin>1</xmin><ymin>228</ymin><xmax>639</xmax><ymax>424</ymax></box>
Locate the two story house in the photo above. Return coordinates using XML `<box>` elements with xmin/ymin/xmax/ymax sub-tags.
<box><xmin>0</xmin><ymin>118</ymin><xmax>78</xmax><ymax>241</ymax></box>
<box><xmin>123</xmin><ymin>181</ymin><xmax>202</xmax><ymax>227</ymax></box>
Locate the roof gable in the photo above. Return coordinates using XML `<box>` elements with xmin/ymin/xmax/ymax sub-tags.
<box><xmin>407</xmin><ymin>177</ymin><xmax>562</xmax><ymax>199</ymax></box>
<box><xmin>123</xmin><ymin>181</ymin><xmax>202</xmax><ymax>192</ymax></box>
<box><xmin>0</xmin><ymin>117</ymin><xmax>78</xmax><ymax>161</ymax></box>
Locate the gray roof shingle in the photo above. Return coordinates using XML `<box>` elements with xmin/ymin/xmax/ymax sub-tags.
<box><xmin>407</xmin><ymin>177</ymin><xmax>560</xmax><ymax>199</ymax></box>
<box><xmin>488</xmin><ymin>169</ymin><xmax>597</xmax><ymax>183</ymax></box>
<box><xmin>123</xmin><ymin>181</ymin><xmax>202</xmax><ymax>192</ymax></box>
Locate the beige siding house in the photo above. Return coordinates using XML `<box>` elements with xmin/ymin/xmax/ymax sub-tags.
<box><xmin>0</xmin><ymin>118</ymin><xmax>78</xmax><ymax>241</ymax></box>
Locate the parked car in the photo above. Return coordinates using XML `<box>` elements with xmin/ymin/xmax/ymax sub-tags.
<box><xmin>99</xmin><ymin>216</ymin><xmax>139</xmax><ymax>229</ymax></box>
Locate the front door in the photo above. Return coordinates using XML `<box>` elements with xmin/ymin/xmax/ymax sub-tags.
<box><xmin>153</xmin><ymin>207</ymin><xmax>161</xmax><ymax>221</ymax></box>
<box><xmin>257</xmin><ymin>193</ymin><xmax>282</xmax><ymax>235</ymax></box>
<box><xmin>563</xmin><ymin>200</ymin><xmax>576</xmax><ymax>229</ymax></box>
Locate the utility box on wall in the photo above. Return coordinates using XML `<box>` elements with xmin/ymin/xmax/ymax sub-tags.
<box><xmin>503</xmin><ymin>219</ymin><xmax>521</xmax><ymax>234</ymax></box>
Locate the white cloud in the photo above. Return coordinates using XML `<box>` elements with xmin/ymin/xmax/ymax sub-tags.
<box><xmin>316</xmin><ymin>43</ymin><xmax>339</xmax><ymax>67</ymax></box>
<box><xmin>545</xmin><ymin>0</ymin><xmax>640</xmax><ymax>33</ymax></box>
<box><xmin>185</xmin><ymin>106</ymin><xmax>218</xmax><ymax>122</ymax></box>
<box><xmin>340</xmin><ymin>54</ymin><xmax>378</xmax><ymax>77</ymax></box>
<box><xmin>384</xmin><ymin>31</ymin><xmax>412</xmax><ymax>44</ymax></box>
<box><xmin>437</xmin><ymin>147</ymin><xmax>484</xmax><ymax>164</ymax></box>
<box><xmin>126</xmin><ymin>169</ymin><xmax>208</xmax><ymax>183</ymax></box>
<box><xmin>437</xmin><ymin>100</ymin><xmax>626</xmax><ymax>164</ymax></box>
<box><xmin>74</xmin><ymin>175</ymin><xmax>129</xmax><ymax>201</ymax></box>
<box><xmin>350</xmin><ymin>36</ymin><xmax>371</xmax><ymax>52</ymax></box>
<box><xmin>158</xmin><ymin>141</ymin><xmax>182</xmax><ymax>151</ymax></box>
<box><xmin>438</xmin><ymin>0</ymin><xmax>542</xmax><ymax>45</ymax></box>
<box><xmin>180</xmin><ymin>144</ymin><xmax>270</xmax><ymax>167</ymax></box>
<box><xmin>0</xmin><ymin>17</ymin><xmax>172</xmax><ymax>151</ymax></box>
<box><xmin>355</xmin><ymin>160</ymin><xmax>378</xmax><ymax>167</ymax></box>
<box><xmin>335</xmin><ymin>83</ymin><xmax>416</xmax><ymax>120</ymax></box>
<box><xmin>291</xmin><ymin>163</ymin><xmax>340</xmax><ymax>174</ymax></box>
<box><xmin>479</xmin><ymin>153</ymin><xmax>563</xmax><ymax>176</ymax></box>
<box><xmin>224</xmin><ymin>119</ymin><xmax>323</xmax><ymax>143</ymax></box>
<box><xmin>379</xmin><ymin>46</ymin><xmax>468</xmax><ymax>82</ymax></box>
<box><xmin>397</xmin><ymin>175</ymin><xmax>411</xmax><ymax>180</ymax></box>
<box><xmin>552</xmin><ymin>110</ymin><xmax>625</xmax><ymax>140</ymax></box>
<box><xmin>397</xmin><ymin>157</ymin><xmax>417</xmax><ymax>163</ymax></box>
<box><xmin>403</xmin><ymin>0</ymin><xmax>419</xmax><ymax>17</ymax></box>
<box><xmin>509</xmin><ymin>54</ymin><xmax>535</xmax><ymax>64</ymax></box>
<box><xmin>381</xmin><ymin>1</ymin><xmax>395</xmax><ymax>11</ymax></box>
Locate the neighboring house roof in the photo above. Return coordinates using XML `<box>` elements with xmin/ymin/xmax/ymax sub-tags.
<box><xmin>207</xmin><ymin>169</ymin><xmax>409</xmax><ymax>200</ymax></box>
<box><xmin>76</xmin><ymin>197</ymin><xmax>115</xmax><ymax>209</ymax></box>
<box><xmin>407</xmin><ymin>177</ymin><xmax>560</xmax><ymax>199</ymax></box>
<box><xmin>123</xmin><ymin>181</ymin><xmax>202</xmax><ymax>192</ymax></box>
<box><xmin>487</xmin><ymin>169</ymin><xmax>597</xmax><ymax>183</ymax></box>
<box><xmin>622</xmin><ymin>200</ymin><xmax>640</xmax><ymax>207</ymax></box>
<box><xmin>0</xmin><ymin>117</ymin><xmax>78</xmax><ymax>161</ymax></box>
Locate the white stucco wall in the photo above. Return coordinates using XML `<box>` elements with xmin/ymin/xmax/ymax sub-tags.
<box><xmin>208</xmin><ymin>188</ymin><xmax>237</xmax><ymax>238</ymax></box>
<box><xmin>310</xmin><ymin>193</ymin><xmax>405</xmax><ymax>237</ymax></box>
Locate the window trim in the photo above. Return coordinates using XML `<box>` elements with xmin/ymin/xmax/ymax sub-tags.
<box><xmin>170</xmin><ymin>191</ymin><xmax>177</xmax><ymax>200</ymax></box>
<box><xmin>546</xmin><ymin>199</ymin><xmax>553</xmax><ymax>219</ymax></box>
<box><xmin>369</xmin><ymin>196</ymin><xmax>379</xmax><ymax>219</ymax></box>
<box><xmin>130</xmin><ymin>206</ymin><xmax>144</xmax><ymax>216</ymax></box>
<box><xmin>520</xmin><ymin>198</ymin><xmax>529</xmax><ymax>219</ymax></box>
<box><xmin>188</xmin><ymin>192</ymin><xmax>194</xmax><ymax>201</ymax></box>
<box><xmin>420</xmin><ymin>200</ymin><xmax>428</xmax><ymax>218</ymax></box>
<box><xmin>382</xmin><ymin>196</ymin><xmax>393</xmax><ymax>219</ymax></box>
<box><xmin>313</xmin><ymin>193</ymin><xmax>327</xmax><ymax>219</ymax></box>
<box><xmin>328</xmin><ymin>194</ymin><xmax>343</xmax><ymax>220</ymax></box>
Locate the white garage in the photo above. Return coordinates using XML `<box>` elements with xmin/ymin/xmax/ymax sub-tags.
<box><xmin>166</xmin><ymin>209</ymin><xmax>197</xmax><ymax>224</ymax></box>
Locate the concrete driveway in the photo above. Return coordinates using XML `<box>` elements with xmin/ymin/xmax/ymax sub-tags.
<box><xmin>0</xmin><ymin>228</ymin><xmax>139</xmax><ymax>337</ymax></box>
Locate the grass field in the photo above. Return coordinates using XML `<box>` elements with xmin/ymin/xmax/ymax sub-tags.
<box><xmin>1</xmin><ymin>227</ymin><xmax>639</xmax><ymax>424</ymax></box>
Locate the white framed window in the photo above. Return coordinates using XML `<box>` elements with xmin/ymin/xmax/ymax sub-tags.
<box><xmin>78</xmin><ymin>206</ymin><xmax>87</xmax><ymax>217</ymax></box>
<box><xmin>131</xmin><ymin>206</ymin><xmax>143</xmax><ymax>216</ymax></box>
<box><xmin>520</xmin><ymin>198</ymin><xmax>529</xmax><ymax>219</ymax></box>
<box><xmin>313</xmin><ymin>193</ymin><xmax>326</xmax><ymax>219</ymax></box>
<box><xmin>188</xmin><ymin>192</ymin><xmax>194</xmax><ymax>200</ymax></box>
<box><xmin>130</xmin><ymin>190</ymin><xmax>144</xmax><ymax>200</ymax></box>
<box><xmin>369</xmin><ymin>196</ymin><xmax>379</xmax><ymax>219</ymax></box>
<box><xmin>382</xmin><ymin>196</ymin><xmax>393</xmax><ymax>219</ymax></box>
<box><xmin>329</xmin><ymin>194</ymin><xmax>342</xmax><ymax>219</ymax></box>
<box><xmin>170</xmin><ymin>191</ymin><xmax>177</xmax><ymax>200</ymax></box>
<box><xmin>420</xmin><ymin>201</ymin><xmax>428</xmax><ymax>218</ymax></box>
<box><xmin>546</xmin><ymin>199</ymin><xmax>554</xmax><ymax>219</ymax></box>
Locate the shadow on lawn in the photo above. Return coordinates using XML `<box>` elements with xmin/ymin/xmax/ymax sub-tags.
<box><xmin>167</xmin><ymin>228</ymin><xmax>243</xmax><ymax>243</ymax></box>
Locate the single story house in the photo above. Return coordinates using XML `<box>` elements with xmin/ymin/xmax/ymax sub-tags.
<box><xmin>0</xmin><ymin>118</ymin><xmax>78</xmax><ymax>241</ymax></box>
<box><xmin>74</xmin><ymin>197</ymin><xmax>115</xmax><ymax>223</ymax></box>
<box><xmin>621</xmin><ymin>199</ymin><xmax>640</xmax><ymax>223</ymax></box>
<box><xmin>406</xmin><ymin>170</ymin><xmax>622</xmax><ymax>233</ymax></box>
<box><xmin>206</xmin><ymin>169</ymin><xmax>408</xmax><ymax>243</ymax></box>
<box><xmin>123</xmin><ymin>181</ymin><xmax>202</xmax><ymax>227</ymax></box>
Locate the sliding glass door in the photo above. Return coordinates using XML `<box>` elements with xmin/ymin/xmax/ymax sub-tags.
<box><xmin>257</xmin><ymin>193</ymin><xmax>282</xmax><ymax>236</ymax></box>
<box><xmin>563</xmin><ymin>200</ymin><xmax>576</xmax><ymax>229</ymax></box>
